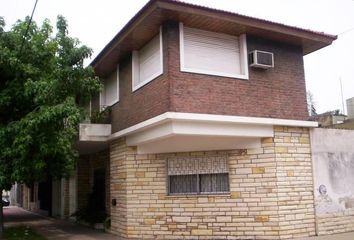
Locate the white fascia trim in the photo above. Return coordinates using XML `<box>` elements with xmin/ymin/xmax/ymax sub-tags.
<box><xmin>179</xmin><ymin>22</ymin><xmax>185</xmax><ymax>74</ymax></box>
<box><xmin>179</xmin><ymin>22</ymin><xmax>249</xmax><ymax>80</ymax></box>
<box><xmin>239</xmin><ymin>34</ymin><xmax>249</xmax><ymax>78</ymax></box>
<box><xmin>168</xmin><ymin>112</ymin><xmax>318</xmax><ymax>127</ymax></box>
<box><xmin>110</xmin><ymin>113</ymin><xmax>171</xmax><ymax>140</ymax></box>
<box><xmin>109</xmin><ymin>112</ymin><xmax>318</xmax><ymax>141</ymax></box>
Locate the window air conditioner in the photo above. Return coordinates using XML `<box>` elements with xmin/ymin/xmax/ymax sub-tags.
<box><xmin>249</xmin><ymin>50</ymin><xmax>274</xmax><ymax>69</ymax></box>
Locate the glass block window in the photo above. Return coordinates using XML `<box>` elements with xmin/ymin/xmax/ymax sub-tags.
<box><xmin>167</xmin><ymin>155</ymin><xmax>229</xmax><ymax>195</ymax></box>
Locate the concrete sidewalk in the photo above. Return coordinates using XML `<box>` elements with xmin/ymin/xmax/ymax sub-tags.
<box><xmin>3</xmin><ymin>207</ymin><xmax>116</xmax><ymax>240</ymax></box>
<box><xmin>3</xmin><ymin>206</ymin><xmax>354</xmax><ymax>239</ymax></box>
<box><xmin>301</xmin><ymin>231</ymin><xmax>354</xmax><ymax>240</ymax></box>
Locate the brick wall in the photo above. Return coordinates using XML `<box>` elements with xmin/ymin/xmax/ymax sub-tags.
<box><xmin>107</xmin><ymin>22</ymin><xmax>308</xmax><ymax>133</ymax></box>
<box><xmin>109</xmin><ymin>22</ymin><xmax>172</xmax><ymax>133</ymax></box>
<box><xmin>169</xmin><ymin>24</ymin><xmax>308</xmax><ymax>121</ymax></box>
<box><xmin>109</xmin><ymin>127</ymin><xmax>315</xmax><ymax>239</ymax></box>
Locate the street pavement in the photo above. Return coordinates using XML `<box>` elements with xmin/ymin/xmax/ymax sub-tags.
<box><xmin>3</xmin><ymin>206</ymin><xmax>354</xmax><ymax>239</ymax></box>
<box><xmin>3</xmin><ymin>206</ymin><xmax>116</xmax><ymax>240</ymax></box>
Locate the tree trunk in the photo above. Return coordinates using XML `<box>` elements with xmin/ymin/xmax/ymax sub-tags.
<box><xmin>0</xmin><ymin>188</ymin><xmax>3</xmax><ymax>238</ymax></box>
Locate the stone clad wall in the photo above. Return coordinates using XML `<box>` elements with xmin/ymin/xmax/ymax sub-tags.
<box><xmin>316</xmin><ymin>210</ymin><xmax>354</xmax><ymax>235</ymax></box>
<box><xmin>274</xmin><ymin>127</ymin><xmax>316</xmax><ymax>239</ymax></box>
<box><xmin>109</xmin><ymin>127</ymin><xmax>315</xmax><ymax>239</ymax></box>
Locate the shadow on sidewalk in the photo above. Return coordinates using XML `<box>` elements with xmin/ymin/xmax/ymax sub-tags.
<box><xmin>3</xmin><ymin>207</ymin><xmax>116</xmax><ymax>240</ymax></box>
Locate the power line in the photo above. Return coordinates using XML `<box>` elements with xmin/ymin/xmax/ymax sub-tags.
<box><xmin>19</xmin><ymin>0</ymin><xmax>39</xmax><ymax>55</ymax></box>
<box><xmin>338</xmin><ymin>27</ymin><xmax>354</xmax><ymax>36</ymax></box>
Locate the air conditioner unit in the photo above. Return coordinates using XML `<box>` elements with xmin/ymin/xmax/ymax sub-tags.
<box><xmin>249</xmin><ymin>50</ymin><xmax>274</xmax><ymax>69</ymax></box>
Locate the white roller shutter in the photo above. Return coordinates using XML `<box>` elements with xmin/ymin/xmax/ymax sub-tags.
<box><xmin>180</xmin><ymin>23</ymin><xmax>248</xmax><ymax>79</ymax></box>
<box><xmin>100</xmin><ymin>65</ymin><xmax>119</xmax><ymax>108</ymax></box>
<box><xmin>132</xmin><ymin>29</ymin><xmax>163</xmax><ymax>91</ymax></box>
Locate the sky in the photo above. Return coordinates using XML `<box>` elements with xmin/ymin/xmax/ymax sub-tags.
<box><xmin>1</xmin><ymin>0</ymin><xmax>354</xmax><ymax>114</ymax></box>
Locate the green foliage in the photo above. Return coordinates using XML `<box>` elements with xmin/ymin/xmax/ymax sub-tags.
<box><xmin>4</xmin><ymin>226</ymin><xmax>46</xmax><ymax>240</ymax></box>
<box><xmin>0</xmin><ymin>16</ymin><xmax>101</xmax><ymax>189</ymax></box>
<box><xmin>90</xmin><ymin>107</ymin><xmax>111</xmax><ymax>124</ymax></box>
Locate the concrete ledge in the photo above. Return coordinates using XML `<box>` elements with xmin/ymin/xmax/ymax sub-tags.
<box><xmin>79</xmin><ymin>123</ymin><xmax>111</xmax><ymax>142</ymax></box>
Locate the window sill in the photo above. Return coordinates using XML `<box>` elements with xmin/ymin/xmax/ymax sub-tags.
<box><xmin>180</xmin><ymin>67</ymin><xmax>248</xmax><ymax>80</ymax></box>
<box><xmin>132</xmin><ymin>71</ymin><xmax>163</xmax><ymax>92</ymax></box>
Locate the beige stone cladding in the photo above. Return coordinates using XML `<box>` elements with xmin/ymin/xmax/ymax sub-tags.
<box><xmin>316</xmin><ymin>210</ymin><xmax>354</xmax><ymax>235</ymax></box>
<box><xmin>274</xmin><ymin>127</ymin><xmax>316</xmax><ymax>239</ymax></box>
<box><xmin>109</xmin><ymin>127</ymin><xmax>315</xmax><ymax>239</ymax></box>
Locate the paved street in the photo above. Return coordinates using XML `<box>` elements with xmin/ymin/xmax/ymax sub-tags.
<box><xmin>3</xmin><ymin>207</ymin><xmax>116</xmax><ymax>240</ymax></box>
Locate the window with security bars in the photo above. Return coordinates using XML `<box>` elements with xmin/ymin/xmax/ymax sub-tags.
<box><xmin>167</xmin><ymin>155</ymin><xmax>229</xmax><ymax>195</ymax></box>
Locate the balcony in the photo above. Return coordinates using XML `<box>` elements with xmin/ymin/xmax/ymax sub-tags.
<box><xmin>76</xmin><ymin>106</ymin><xmax>112</xmax><ymax>154</ymax></box>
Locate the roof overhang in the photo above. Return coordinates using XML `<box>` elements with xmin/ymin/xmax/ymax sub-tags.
<box><xmin>91</xmin><ymin>0</ymin><xmax>337</xmax><ymax>77</ymax></box>
<box><xmin>79</xmin><ymin>112</ymin><xmax>318</xmax><ymax>154</ymax></box>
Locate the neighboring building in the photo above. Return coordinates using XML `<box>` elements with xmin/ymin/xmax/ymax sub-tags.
<box><xmin>336</xmin><ymin>97</ymin><xmax>354</xmax><ymax>129</ymax></box>
<box><xmin>309</xmin><ymin>110</ymin><xmax>347</xmax><ymax>127</ymax></box>
<box><xmin>347</xmin><ymin>97</ymin><xmax>354</xmax><ymax>119</ymax></box>
<box><xmin>10</xmin><ymin>177</ymin><xmax>76</xmax><ymax>219</ymax></box>
<box><xmin>309</xmin><ymin>97</ymin><xmax>354</xmax><ymax>129</ymax></box>
<box><xmin>76</xmin><ymin>0</ymin><xmax>338</xmax><ymax>239</ymax></box>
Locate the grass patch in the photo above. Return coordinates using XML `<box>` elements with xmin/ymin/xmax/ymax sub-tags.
<box><xmin>4</xmin><ymin>226</ymin><xmax>47</xmax><ymax>240</ymax></box>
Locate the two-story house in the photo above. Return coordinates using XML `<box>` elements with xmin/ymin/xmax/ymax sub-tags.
<box><xmin>77</xmin><ymin>0</ymin><xmax>336</xmax><ymax>239</ymax></box>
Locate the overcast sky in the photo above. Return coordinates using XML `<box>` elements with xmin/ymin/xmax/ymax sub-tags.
<box><xmin>1</xmin><ymin>0</ymin><xmax>354</xmax><ymax>114</ymax></box>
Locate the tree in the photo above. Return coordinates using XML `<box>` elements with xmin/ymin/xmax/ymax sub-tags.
<box><xmin>0</xmin><ymin>16</ymin><xmax>101</xmax><ymax>236</ymax></box>
<box><xmin>307</xmin><ymin>91</ymin><xmax>317</xmax><ymax>116</ymax></box>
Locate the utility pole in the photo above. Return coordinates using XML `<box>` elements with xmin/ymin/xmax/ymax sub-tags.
<box><xmin>340</xmin><ymin>77</ymin><xmax>345</xmax><ymax>115</ymax></box>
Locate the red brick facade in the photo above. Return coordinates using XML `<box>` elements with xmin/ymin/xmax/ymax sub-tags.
<box><xmin>107</xmin><ymin>21</ymin><xmax>308</xmax><ymax>133</ymax></box>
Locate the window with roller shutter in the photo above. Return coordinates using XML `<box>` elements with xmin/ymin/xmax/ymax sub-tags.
<box><xmin>132</xmin><ymin>28</ymin><xmax>163</xmax><ymax>91</ymax></box>
<box><xmin>179</xmin><ymin>22</ymin><xmax>248</xmax><ymax>80</ymax></box>
<box><xmin>100</xmin><ymin>64</ymin><xmax>119</xmax><ymax>110</ymax></box>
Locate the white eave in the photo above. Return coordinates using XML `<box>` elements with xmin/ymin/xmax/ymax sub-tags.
<box><xmin>105</xmin><ymin>112</ymin><xmax>317</xmax><ymax>154</ymax></box>
<box><xmin>79</xmin><ymin>112</ymin><xmax>317</xmax><ymax>154</ymax></box>
<box><xmin>110</xmin><ymin>112</ymin><xmax>317</xmax><ymax>139</ymax></box>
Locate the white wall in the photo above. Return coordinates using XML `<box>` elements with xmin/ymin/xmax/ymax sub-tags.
<box><xmin>311</xmin><ymin>128</ymin><xmax>354</xmax><ymax>214</ymax></box>
<box><xmin>69</xmin><ymin>173</ymin><xmax>77</xmax><ymax>216</ymax></box>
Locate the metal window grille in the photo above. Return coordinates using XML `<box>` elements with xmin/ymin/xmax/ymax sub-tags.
<box><xmin>167</xmin><ymin>155</ymin><xmax>229</xmax><ymax>195</ymax></box>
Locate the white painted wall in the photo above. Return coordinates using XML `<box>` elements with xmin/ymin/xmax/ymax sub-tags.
<box><xmin>311</xmin><ymin>128</ymin><xmax>354</xmax><ymax>214</ymax></box>
<box><xmin>69</xmin><ymin>173</ymin><xmax>77</xmax><ymax>216</ymax></box>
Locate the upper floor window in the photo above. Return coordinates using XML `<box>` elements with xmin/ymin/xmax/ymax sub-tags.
<box><xmin>132</xmin><ymin>27</ymin><xmax>163</xmax><ymax>91</ymax></box>
<box><xmin>179</xmin><ymin>23</ymin><xmax>248</xmax><ymax>80</ymax></box>
<box><xmin>100</xmin><ymin>64</ymin><xmax>119</xmax><ymax>109</ymax></box>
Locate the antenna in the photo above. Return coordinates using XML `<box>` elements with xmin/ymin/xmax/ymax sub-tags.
<box><xmin>340</xmin><ymin>77</ymin><xmax>345</xmax><ymax>115</ymax></box>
